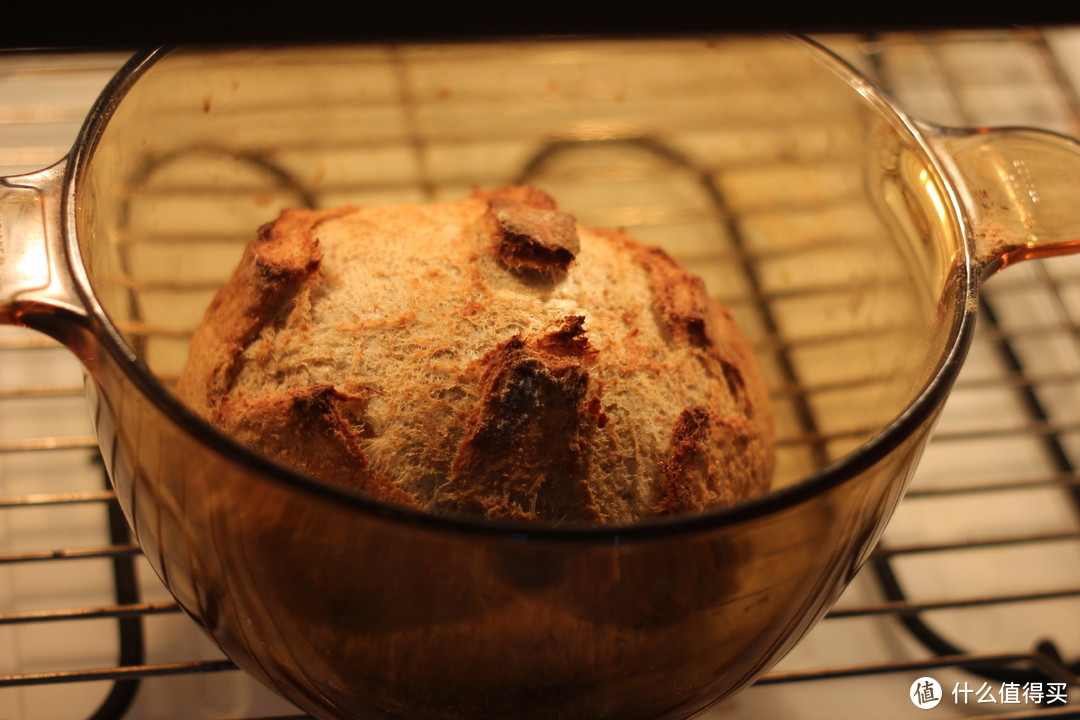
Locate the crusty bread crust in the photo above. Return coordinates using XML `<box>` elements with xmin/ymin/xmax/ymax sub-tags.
<box><xmin>178</xmin><ymin>187</ymin><xmax>774</xmax><ymax>524</ymax></box>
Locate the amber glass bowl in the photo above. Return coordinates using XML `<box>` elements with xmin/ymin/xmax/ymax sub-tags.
<box><xmin>4</xmin><ymin>36</ymin><xmax>1080</xmax><ymax>720</ymax></box>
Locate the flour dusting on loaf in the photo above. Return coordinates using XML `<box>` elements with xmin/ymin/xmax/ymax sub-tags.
<box><xmin>178</xmin><ymin>187</ymin><xmax>774</xmax><ymax>524</ymax></box>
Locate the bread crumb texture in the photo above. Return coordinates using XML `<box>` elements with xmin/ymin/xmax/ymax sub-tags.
<box><xmin>177</xmin><ymin>187</ymin><xmax>774</xmax><ymax>524</ymax></box>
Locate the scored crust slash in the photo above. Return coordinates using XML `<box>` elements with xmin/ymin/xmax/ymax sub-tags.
<box><xmin>177</xmin><ymin>186</ymin><xmax>775</xmax><ymax>524</ymax></box>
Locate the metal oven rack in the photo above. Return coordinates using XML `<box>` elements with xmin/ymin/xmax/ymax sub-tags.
<box><xmin>2</xmin><ymin>30</ymin><xmax>1080</xmax><ymax>720</ymax></box>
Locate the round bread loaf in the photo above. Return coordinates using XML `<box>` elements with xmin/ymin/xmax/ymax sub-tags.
<box><xmin>178</xmin><ymin>186</ymin><xmax>774</xmax><ymax>524</ymax></box>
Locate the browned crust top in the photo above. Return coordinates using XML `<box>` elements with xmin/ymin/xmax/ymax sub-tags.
<box><xmin>178</xmin><ymin>187</ymin><xmax>774</xmax><ymax>523</ymax></box>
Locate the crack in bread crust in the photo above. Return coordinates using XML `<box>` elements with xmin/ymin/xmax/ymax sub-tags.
<box><xmin>654</xmin><ymin>407</ymin><xmax>765</xmax><ymax>515</ymax></box>
<box><xmin>438</xmin><ymin>321</ymin><xmax>604</xmax><ymax>523</ymax></box>
<box><xmin>212</xmin><ymin>384</ymin><xmax>417</xmax><ymax>506</ymax></box>
<box><xmin>178</xmin><ymin>208</ymin><xmax>329</xmax><ymax>415</ymax></box>
<box><xmin>631</xmin><ymin>244</ymin><xmax>713</xmax><ymax>349</ymax></box>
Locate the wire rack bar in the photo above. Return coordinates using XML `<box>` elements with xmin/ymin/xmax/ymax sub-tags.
<box><xmin>757</xmin><ymin>651</ymin><xmax>1057</xmax><ymax>684</ymax></box>
<box><xmin>0</xmin><ymin>660</ymin><xmax>239</xmax><ymax>688</ymax></box>
<box><xmin>0</xmin><ymin>490</ymin><xmax>116</xmax><ymax>508</ymax></box>
<box><xmin>905</xmin><ymin>475</ymin><xmax>1080</xmax><ymax>497</ymax></box>
<box><xmin>0</xmin><ymin>602</ymin><xmax>182</xmax><ymax>626</ymax></box>
<box><xmin>828</xmin><ymin>589</ymin><xmax>1080</xmax><ymax>618</ymax></box>
<box><xmin>0</xmin><ymin>544</ymin><xmax>141</xmax><ymax>565</ymax></box>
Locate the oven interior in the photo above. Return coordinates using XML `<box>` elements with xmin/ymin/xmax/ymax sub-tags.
<box><xmin>2</xmin><ymin>30</ymin><xmax>1079</xmax><ymax>720</ymax></box>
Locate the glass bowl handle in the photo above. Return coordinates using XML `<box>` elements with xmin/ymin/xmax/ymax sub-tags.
<box><xmin>0</xmin><ymin>160</ymin><xmax>95</xmax><ymax>355</ymax></box>
<box><xmin>931</xmin><ymin>124</ymin><xmax>1080</xmax><ymax>275</ymax></box>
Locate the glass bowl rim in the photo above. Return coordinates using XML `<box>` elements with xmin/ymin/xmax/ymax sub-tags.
<box><xmin>61</xmin><ymin>35</ymin><xmax>979</xmax><ymax>543</ymax></box>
